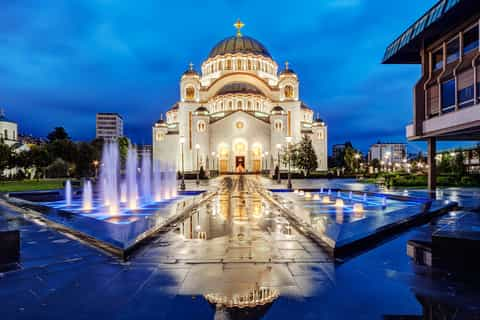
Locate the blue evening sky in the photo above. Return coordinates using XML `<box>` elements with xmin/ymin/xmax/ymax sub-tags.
<box><xmin>0</xmin><ymin>0</ymin><xmax>476</xmax><ymax>154</ymax></box>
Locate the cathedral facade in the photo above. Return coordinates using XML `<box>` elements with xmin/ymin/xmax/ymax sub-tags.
<box><xmin>152</xmin><ymin>22</ymin><xmax>327</xmax><ymax>173</ymax></box>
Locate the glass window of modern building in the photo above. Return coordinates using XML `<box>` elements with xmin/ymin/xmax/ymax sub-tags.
<box><xmin>441</xmin><ymin>79</ymin><xmax>456</xmax><ymax>112</ymax></box>
<box><xmin>446</xmin><ymin>37</ymin><xmax>460</xmax><ymax>64</ymax></box>
<box><xmin>463</xmin><ymin>24</ymin><xmax>479</xmax><ymax>54</ymax></box>
<box><xmin>432</xmin><ymin>48</ymin><xmax>444</xmax><ymax>71</ymax></box>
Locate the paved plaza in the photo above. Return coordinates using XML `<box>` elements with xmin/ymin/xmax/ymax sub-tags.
<box><xmin>1</xmin><ymin>176</ymin><xmax>480</xmax><ymax>319</ymax></box>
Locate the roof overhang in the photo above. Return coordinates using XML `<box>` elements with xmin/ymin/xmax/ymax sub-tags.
<box><xmin>382</xmin><ymin>0</ymin><xmax>479</xmax><ymax>64</ymax></box>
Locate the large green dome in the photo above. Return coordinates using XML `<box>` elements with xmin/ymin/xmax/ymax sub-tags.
<box><xmin>208</xmin><ymin>36</ymin><xmax>271</xmax><ymax>59</ymax></box>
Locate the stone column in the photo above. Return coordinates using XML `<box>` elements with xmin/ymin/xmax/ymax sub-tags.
<box><xmin>427</xmin><ymin>137</ymin><xmax>437</xmax><ymax>193</ymax></box>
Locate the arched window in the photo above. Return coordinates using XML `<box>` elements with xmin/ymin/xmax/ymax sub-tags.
<box><xmin>185</xmin><ymin>86</ymin><xmax>195</xmax><ymax>100</ymax></box>
<box><xmin>237</xmin><ymin>101</ymin><xmax>242</xmax><ymax>110</ymax></box>
<box><xmin>247</xmin><ymin>60</ymin><xmax>252</xmax><ymax>70</ymax></box>
<box><xmin>226</xmin><ymin>59</ymin><xmax>232</xmax><ymax>70</ymax></box>
<box><xmin>228</xmin><ymin>101</ymin><xmax>233</xmax><ymax>110</ymax></box>
<box><xmin>197</xmin><ymin>120</ymin><xmax>206</xmax><ymax>132</ymax></box>
<box><xmin>247</xmin><ymin>101</ymin><xmax>252</xmax><ymax>110</ymax></box>
<box><xmin>284</xmin><ymin>85</ymin><xmax>294</xmax><ymax>98</ymax></box>
<box><xmin>237</xmin><ymin>59</ymin><xmax>242</xmax><ymax>70</ymax></box>
<box><xmin>219</xmin><ymin>61</ymin><xmax>223</xmax><ymax>70</ymax></box>
<box><xmin>274</xmin><ymin>120</ymin><xmax>283</xmax><ymax>132</ymax></box>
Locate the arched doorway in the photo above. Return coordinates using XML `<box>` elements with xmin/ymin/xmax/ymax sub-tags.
<box><xmin>233</xmin><ymin>140</ymin><xmax>247</xmax><ymax>173</ymax></box>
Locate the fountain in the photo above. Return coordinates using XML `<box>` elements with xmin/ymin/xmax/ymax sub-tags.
<box><xmin>120</xmin><ymin>182</ymin><xmax>127</xmax><ymax>203</ymax></box>
<box><xmin>349</xmin><ymin>191</ymin><xmax>353</xmax><ymax>200</ymax></box>
<box><xmin>100</xmin><ymin>142</ymin><xmax>120</xmax><ymax>214</ymax></box>
<box><xmin>82</xmin><ymin>180</ymin><xmax>93</xmax><ymax>211</ymax></box>
<box><xmin>94</xmin><ymin>141</ymin><xmax>178</xmax><ymax>215</ymax></box>
<box><xmin>353</xmin><ymin>203</ymin><xmax>364</xmax><ymax>213</ymax></box>
<box><xmin>337</xmin><ymin>191</ymin><xmax>341</xmax><ymax>198</ymax></box>
<box><xmin>320</xmin><ymin>187</ymin><xmax>324</xmax><ymax>193</ymax></box>
<box><xmin>335</xmin><ymin>199</ymin><xmax>344</xmax><ymax>207</ymax></box>
<box><xmin>140</xmin><ymin>151</ymin><xmax>152</xmax><ymax>203</ymax></box>
<box><xmin>327</xmin><ymin>189</ymin><xmax>332</xmax><ymax>195</ymax></box>
<box><xmin>363</xmin><ymin>193</ymin><xmax>367</xmax><ymax>201</ymax></box>
<box><xmin>126</xmin><ymin>146</ymin><xmax>138</xmax><ymax>210</ymax></box>
<box><xmin>65</xmin><ymin>179</ymin><xmax>72</xmax><ymax>207</ymax></box>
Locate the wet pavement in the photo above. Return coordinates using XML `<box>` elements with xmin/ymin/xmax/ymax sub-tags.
<box><xmin>1</xmin><ymin>176</ymin><xmax>479</xmax><ymax>319</ymax></box>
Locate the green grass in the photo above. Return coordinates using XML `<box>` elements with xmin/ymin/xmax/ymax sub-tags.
<box><xmin>0</xmin><ymin>179</ymin><xmax>68</xmax><ymax>192</ymax></box>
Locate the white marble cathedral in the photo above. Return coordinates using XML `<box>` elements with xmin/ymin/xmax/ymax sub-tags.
<box><xmin>152</xmin><ymin>20</ymin><xmax>327</xmax><ymax>173</ymax></box>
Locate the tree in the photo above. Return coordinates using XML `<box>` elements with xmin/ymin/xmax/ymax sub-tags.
<box><xmin>75</xmin><ymin>142</ymin><xmax>96</xmax><ymax>177</ymax></box>
<box><xmin>117</xmin><ymin>136</ymin><xmax>130</xmax><ymax>167</ymax></box>
<box><xmin>0</xmin><ymin>143</ymin><xmax>12</xmax><ymax>176</ymax></box>
<box><xmin>47</xmin><ymin>139</ymin><xmax>77</xmax><ymax>163</ymax></box>
<box><xmin>343</xmin><ymin>142</ymin><xmax>360</xmax><ymax>174</ymax></box>
<box><xmin>293</xmin><ymin>136</ymin><xmax>318</xmax><ymax>176</ymax></box>
<box><xmin>47</xmin><ymin>127</ymin><xmax>70</xmax><ymax>142</ymax></box>
<box><xmin>30</xmin><ymin>145</ymin><xmax>52</xmax><ymax>179</ymax></box>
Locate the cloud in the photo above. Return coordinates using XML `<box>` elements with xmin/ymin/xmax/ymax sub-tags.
<box><xmin>1</xmin><ymin>0</ymin><xmax>443</xmax><ymax>154</ymax></box>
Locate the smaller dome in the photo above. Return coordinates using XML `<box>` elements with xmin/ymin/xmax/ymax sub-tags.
<box><xmin>183</xmin><ymin>69</ymin><xmax>199</xmax><ymax>76</ymax></box>
<box><xmin>182</xmin><ymin>63</ymin><xmax>199</xmax><ymax>76</ymax></box>
<box><xmin>194</xmin><ymin>106</ymin><xmax>209</xmax><ymax>116</ymax></box>
<box><xmin>271</xmin><ymin>106</ymin><xmax>285</xmax><ymax>115</ymax></box>
<box><xmin>279</xmin><ymin>62</ymin><xmax>296</xmax><ymax>76</ymax></box>
<box><xmin>313</xmin><ymin>116</ymin><xmax>325</xmax><ymax>126</ymax></box>
<box><xmin>279</xmin><ymin>68</ymin><xmax>296</xmax><ymax>76</ymax></box>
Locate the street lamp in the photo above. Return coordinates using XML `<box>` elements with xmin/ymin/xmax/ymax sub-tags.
<box><xmin>195</xmin><ymin>143</ymin><xmax>201</xmax><ymax>185</ymax></box>
<box><xmin>92</xmin><ymin>160</ymin><xmax>99</xmax><ymax>179</ymax></box>
<box><xmin>276</xmin><ymin>143</ymin><xmax>282</xmax><ymax>184</ymax></box>
<box><xmin>286</xmin><ymin>136</ymin><xmax>293</xmax><ymax>190</ymax></box>
<box><xmin>179</xmin><ymin>137</ymin><xmax>186</xmax><ymax>190</ymax></box>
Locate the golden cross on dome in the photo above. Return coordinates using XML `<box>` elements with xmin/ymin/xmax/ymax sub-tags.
<box><xmin>285</xmin><ymin>61</ymin><xmax>289</xmax><ymax>70</ymax></box>
<box><xmin>189</xmin><ymin>62</ymin><xmax>194</xmax><ymax>71</ymax></box>
<box><xmin>234</xmin><ymin>19</ymin><xmax>245</xmax><ymax>37</ymax></box>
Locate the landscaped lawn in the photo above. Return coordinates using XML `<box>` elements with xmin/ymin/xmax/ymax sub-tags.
<box><xmin>0</xmin><ymin>179</ymin><xmax>69</xmax><ymax>192</ymax></box>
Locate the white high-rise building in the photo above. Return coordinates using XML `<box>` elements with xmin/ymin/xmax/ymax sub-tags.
<box><xmin>96</xmin><ymin>113</ymin><xmax>123</xmax><ymax>140</ymax></box>
<box><xmin>152</xmin><ymin>21</ymin><xmax>328</xmax><ymax>173</ymax></box>
<box><xmin>368</xmin><ymin>142</ymin><xmax>407</xmax><ymax>165</ymax></box>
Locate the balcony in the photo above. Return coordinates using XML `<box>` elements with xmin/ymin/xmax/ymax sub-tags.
<box><xmin>423</xmin><ymin>102</ymin><xmax>480</xmax><ymax>136</ymax></box>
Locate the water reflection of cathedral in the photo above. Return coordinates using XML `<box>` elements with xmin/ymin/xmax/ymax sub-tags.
<box><xmin>153</xmin><ymin>20</ymin><xmax>328</xmax><ymax>173</ymax></box>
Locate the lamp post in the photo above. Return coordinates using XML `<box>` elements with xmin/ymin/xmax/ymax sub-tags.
<box><xmin>211</xmin><ymin>152</ymin><xmax>216</xmax><ymax>176</ymax></box>
<box><xmin>195</xmin><ymin>144</ymin><xmax>200</xmax><ymax>185</ymax></box>
<box><xmin>179</xmin><ymin>137</ymin><xmax>186</xmax><ymax>190</ymax></box>
<box><xmin>276</xmin><ymin>143</ymin><xmax>282</xmax><ymax>184</ymax></box>
<box><xmin>92</xmin><ymin>160</ymin><xmax>99</xmax><ymax>179</ymax></box>
<box><xmin>286</xmin><ymin>136</ymin><xmax>293</xmax><ymax>190</ymax></box>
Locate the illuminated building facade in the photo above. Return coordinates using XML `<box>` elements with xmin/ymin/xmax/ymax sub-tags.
<box><xmin>153</xmin><ymin>21</ymin><xmax>328</xmax><ymax>173</ymax></box>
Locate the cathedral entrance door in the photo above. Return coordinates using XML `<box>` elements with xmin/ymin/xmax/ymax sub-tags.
<box><xmin>235</xmin><ymin>156</ymin><xmax>245</xmax><ymax>173</ymax></box>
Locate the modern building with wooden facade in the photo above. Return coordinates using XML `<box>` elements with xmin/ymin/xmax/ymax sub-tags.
<box><xmin>383</xmin><ymin>0</ymin><xmax>480</xmax><ymax>191</ymax></box>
